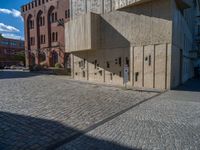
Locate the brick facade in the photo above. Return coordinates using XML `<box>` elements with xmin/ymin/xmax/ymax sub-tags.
<box><xmin>21</xmin><ymin>0</ymin><xmax>70</xmax><ymax>68</ymax></box>
<box><xmin>0</xmin><ymin>36</ymin><xmax>24</xmax><ymax>67</ymax></box>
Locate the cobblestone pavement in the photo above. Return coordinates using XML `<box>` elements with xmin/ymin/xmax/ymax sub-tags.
<box><xmin>0</xmin><ymin>71</ymin><xmax>157</xmax><ymax>150</ymax></box>
<box><xmin>59</xmin><ymin>80</ymin><xmax>200</xmax><ymax>150</ymax></box>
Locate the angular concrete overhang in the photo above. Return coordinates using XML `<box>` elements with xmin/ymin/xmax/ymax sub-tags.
<box><xmin>175</xmin><ymin>0</ymin><xmax>192</xmax><ymax>10</ymax></box>
<box><xmin>65</xmin><ymin>13</ymin><xmax>100</xmax><ymax>53</ymax></box>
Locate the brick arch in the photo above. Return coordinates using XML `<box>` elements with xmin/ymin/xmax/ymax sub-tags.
<box><xmin>27</xmin><ymin>14</ymin><xmax>33</xmax><ymax>50</ymax></box>
<box><xmin>36</xmin><ymin>10</ymin><xmax>44</xmax><ymax>49</ymax></box>
<box><xmin>51</xmin><ymin>50</ymin><xmax>58</xmax><ymax>67</ymax></box>
<box><xmin>39</xmin><ymin>51</ymin><xmax>46</xmax><ymax>64</ymax></box>
<box><xmin>47</xmin><ymin>6</ymin><xmax>56</xmax><ymax>47</ymax></box>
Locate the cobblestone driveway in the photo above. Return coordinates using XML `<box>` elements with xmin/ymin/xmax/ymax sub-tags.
<box><xmin>0</xmin><ymin>71</ymin><xmax>157</xmax><ymax>150</ymax></box>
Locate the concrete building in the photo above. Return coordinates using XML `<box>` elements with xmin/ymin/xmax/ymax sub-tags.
<box><xmin>21</xmin><ymin>0</ymin><xmax>70</xmax><ymax>68</ymax></box>
<box><xmin>0</xmin><ymin>35</ymin><xmax>25</xmax><ymax>67</ymax></box>
<box><xmin>65</xmin><ymin>0</ymin><xmax>200</xmax><ymax>89</ymax></box>
<box><xmin>194</xmin><ymin>0</ymin><xmax>200</xmax><ymax>67</ymax></box>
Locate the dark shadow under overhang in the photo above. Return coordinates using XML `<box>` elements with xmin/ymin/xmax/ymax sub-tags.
<box><xmin>116</xmin><ymin>0</ymin><xmax>153</xmax><ymax>10</ymax></box>
<box><xmin>175</xmin><ymin>0</ymin><xmax>191</xmax><ymax>10</ymax></box>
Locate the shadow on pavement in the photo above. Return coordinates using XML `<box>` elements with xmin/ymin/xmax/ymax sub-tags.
<box><xmin>175</xmin><ymin>78</ymin><xmax>200</xmax><ymax>92</ymax></box>
<box><xmin>0</xmin><ymin>111</ymin><xmax>139</xmax><ymax>150</ymax></box>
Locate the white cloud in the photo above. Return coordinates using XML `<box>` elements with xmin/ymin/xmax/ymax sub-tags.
<box><xmin>0</xmin><ymin>23</ymin><xmax>20</xmax><ymax>32</ymax></box>
<box><xmin>0</xmin><ymin>8</ymin><xmax>23</xmax><ymax>20</ymax></box>
<box><xmin>2</xmin><ymin>33</ymin><xmax>24</xmax><ymax>40</ymax></box>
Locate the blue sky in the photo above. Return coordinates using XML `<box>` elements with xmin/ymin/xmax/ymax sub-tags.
<box><xmin>0</xmin><ymin>0</ymin><xmax>31</xmax><ymax>40</ymax></box>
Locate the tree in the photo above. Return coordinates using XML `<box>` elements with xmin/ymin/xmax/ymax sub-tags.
<box><xmin>0</xmin><ymin>34</ymin><xmax>3</xmax><ymax>39</ymax></box>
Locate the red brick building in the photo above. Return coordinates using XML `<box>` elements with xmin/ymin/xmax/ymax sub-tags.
<box><xmin>21</xmin><ymin>0</ymin><xmax>70</xmax><ymax>68</ymax></box>
<box><xmin>0</xmin><ymin>35</ymin><xmax>25</xmax><ymax>68</ymax></box>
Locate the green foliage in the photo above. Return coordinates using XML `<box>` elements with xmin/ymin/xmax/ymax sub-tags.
<box><xmin>14</xmin><ymin>53</ymin><xmax>25</xmax><ymax>62</ymax></box>
<box><xmin>55</xmin><ymin>63</ymin><xmax>63</xmax><ymax>69</ymax></box>
<box><xmin>0</xmin><ymin>34</ymin><xmax>3</xmax><ymax>39</ymax></box>
<box><xmin>33</xmin><ymin>64</ymin><xmax>43</xmax><ymax>71</ymax></box>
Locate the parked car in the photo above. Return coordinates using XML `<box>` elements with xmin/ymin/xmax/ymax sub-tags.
<box><xmin>4</xmin><ymin>66</ymin><xmax>10</xmax><ymax>69</ymax></box>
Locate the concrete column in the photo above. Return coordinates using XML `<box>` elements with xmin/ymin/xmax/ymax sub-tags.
<box><xmin>35</xmin><ymin>51</ymin><xmax>39</xmax><ymax>65</ymax></box>
<box><xmin>46</xmin><ymin>51</ymin><xmax>50</xmax><ymax>67</ymax></box>
<box><xmin>71</xmin><ymin>54</ymin><xmax>74</xmax><ymax>78</ymax></box>
<box><xmin>25</xmin><ymin>50</ymin><xmax>30</xmax><ymax>67</ymax></box>
<box><xmin>130</xmin><ymin>46</ymin><xmax>134</xmax><ymax>86</ymax></box>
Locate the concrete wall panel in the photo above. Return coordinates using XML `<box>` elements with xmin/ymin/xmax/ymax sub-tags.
<box><xmin>133</xmin><ymin>46</ymin><xmax>143</xmax><ymax>88</ymax></box>
<box><xmin>144</xmin><ymin>45</ymin><xmax>154</xmax><ymax>88</ymax></box>
<box><xmin>155</xmin><ymin>44</ymin><xmax>167</xmax><ymax>89</ymax></box>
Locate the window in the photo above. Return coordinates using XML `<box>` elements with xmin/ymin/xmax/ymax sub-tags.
<box><xmin>135</xmin><ymin>72</ymin><xmax>139</xmax><ymax>82</ymax></box>
<box><xmin>39</xmin><ymin>16</ymin><xmax>45</xmax><ymax>26</ymax></box>
<box><xmin>115</xmin><ymin>59</ymin><xmax>118</xmax><ymax>64</ymax></box>
<box><xmin>40</xmin><ymin>35</ymin><xmax>45</xmax><ymax>44</ymax></box>
<box><xmin>126</xmin><ymin>57</ymin><xmax>129</xmax><ymax>67</ymax></box>
<box><xmin>94</xmin><ymin>60</ymin><xmax>97</xmax><ymax>69</ymax></box>
<box><xmin>118</xmin><ymin>57</ymin><xmax>121</xmax><ymax>66</ymax></box>
<box><xmin>51</xmin><ymin>13</ymin><xmax>54</xmax><ymax>22</ymax></box>
<box><xmin>29</xmin><ymin>20</ymin><xmax>34</xmax><ymax>29</ymax></box>
<box><xmin>55</xmin><ymin>32</ymin><xmax>58</xmax><ymax>41</ymax></box>
<box><xmin>55</xmin><ymin>12</ymin><xmax>57</xmax><ymax>21</ymax></box>
<box><xmin>119</xmin><ymin>71</ymin><xmax>122</xmax><ymax>77</ymax></box>
<box><xmin>106</xmin><ymin>62</ymin><xmax>110</xmax><ymax>68</ymax></box>
<box><xmin>10</xmin><ymin>42</ymin><xmax>17</xmax><ymax>47</ymax></box>
<box><xmin>51</xmin><ymin>32</ymin><xmax>58</xmax><ymax>42</ymax></box>
<box><xmin>0</xmin><ymin>41</ymin><xmax>9</xmax><ymax>46</ymax></box>
<box><xmin>83</xmin><ymin>59</ymin><xmax>86</xmax><ymax>68</ymax></box>
<box><xmin>52</xmin><ymin>32</ymin><xmax>55</xmax><ymax>42</ymax></box>
<box><xmin>20</xmin><ymin>42</ymin><xmax>24</xmax><ymax>48</ymax></box>
<box><xmin>65</xmin><ymin>9</ymin><xmax>70</xmax><ymax>18</ymax></box>
<box><xmin>50</xmin><ymin>12</ymin><xmax>57</xmax><ymax>23</ymax></box>
<box><xmin>30</xmin><ymin>37</ymin><xmax>35</xmax><ymax>45</ymax></box>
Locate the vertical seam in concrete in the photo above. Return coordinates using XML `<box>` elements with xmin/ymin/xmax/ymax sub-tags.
<box><xmin>165</xmin><ymin>43</ymin><xmax>168</xmax><ymax>89</ymax></box>
<box><xmin>110</xmin><ymin>0</ymin><xmax>112</xmax><ymax>11</ymax></box>
<box><xmin>102</xmin><ymin>0</ymin><xmax>104</xmax><ymax>14</ymax></box>
<box><xmin>153</xmin><ymin>44</ymin><xmax>156</xmax><ymax>88</ymax></box>
<box><xmin>87</xmin><ymin>52</ymin><xmax>89</xmax><ymax>81</ymax></box>
<box><xmin>132</xmin><ymin>46</ymin><xmax>135</xmax><ymax>86</ymax></box>
<box><xmin>72</xmin><ymin>54</ymin><xmax>74</xmax><ymax>78</ymax></box>
<box><xmin>85</xmin><ymin>0</ymin><xmax>87</xmax><ymax>13</ymax></box>
<box><xmin>104</xmin><ymin>52</ymin><xmax>106</xmax><ymax>83</ymax></box>
<box><xmin>142</xmin><ymin>45</ymin><xmax>144</xmax><ymax>87</ymax></box>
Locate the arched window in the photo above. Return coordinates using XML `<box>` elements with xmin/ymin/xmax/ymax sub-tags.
<box><xmin>55</xmin><ymin>32</ymin><xmax>58</xmax><ymax>41</ymax></box>
<box><xmin>52</xmin><ymin>13</ymin><xmax>54</xmax><ymax>22</ymax></box>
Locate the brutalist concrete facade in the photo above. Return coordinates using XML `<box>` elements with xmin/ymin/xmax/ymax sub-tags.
<box><xmin>65</xmin><ymin>0</ymin><xmax>199</xmax><ymax>89</ymax></box>
<box><xmin>21</xmin><ymin>0</ymin><xmax>70</xmax><ymax>68</ymax></box>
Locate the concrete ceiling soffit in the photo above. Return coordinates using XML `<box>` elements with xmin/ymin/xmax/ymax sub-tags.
<box><xmin>175</xmin><ymin>0</ymin><xmax>191</xmax><ymax>10</ymax></box>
